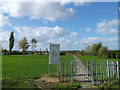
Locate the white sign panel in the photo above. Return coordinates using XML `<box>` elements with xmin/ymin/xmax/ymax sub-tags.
<box><xmin>49</xmin><ymin>43</ymin><xmax>60</xmax><ymax>64</ymax></box>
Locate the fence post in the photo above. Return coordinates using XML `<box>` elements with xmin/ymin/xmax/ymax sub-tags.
<box><xmin>71</xmin><ymin>61</ymin><xmax>73</xmax><ymax>81</ymax></box>
<box><xmin>91</xmin><ymin>62</ymin><xmax>94</xmax><ymax>85</ymax></box>
<box><xmin>107</xmin><ymin>60</ymin><xmax>110</xmax><ymax>77</ymax></box>
<box><xmin>116</xmin><ymin>61</ymin><xmax>119</xmax><ymax>79</ymax></box>
<box><xmin>86</xmin><ymin>60</ymin><xmax>89</xmax><ymax>77</ymax></box>
<box><xmin>58</xmin><ymin>62</ymin><xmax>62</xmax><ymax>82</ymax></box>
<box><xmin>48</xmin><ymin>64</ymin><xmax>51</xmax><ymax>75</ymax></box>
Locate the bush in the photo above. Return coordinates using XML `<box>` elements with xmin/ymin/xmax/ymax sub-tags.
<box><xmin>97</xmin><ymin>78</ymin><xmax>120</xmax><ymax>89</ymax></box>
<box><xmin>107</xmin><ymin>50</ymin><xmax>120</xmax><ymax>59</ymax></box>
<box><xmin>115</xmin><ymin>51</ymin><xmax>120</xmax><ymax>59</ymax></box>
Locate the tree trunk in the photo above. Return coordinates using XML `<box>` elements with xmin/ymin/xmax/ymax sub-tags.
<box><xmin>23</xmin><ymin>49</ymin><xmax>25</xmax><ymax>55</ymax></box>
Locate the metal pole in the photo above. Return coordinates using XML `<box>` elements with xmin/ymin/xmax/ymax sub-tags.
<box><xmin>71</xmin><ymin>61</ymin><xmax>73</xmax><ymax>81</ymax></box>
<box><xmin>65</xmin><ymin>62</ymin><xmax>66</xmax><ymax>80</ymax></box>
<box><xmin>48</xmin><ymin>64</ymin><xmax>51</xmax><ymax>75</ymax></box>
<box><xmin>107</xmin><ymin>60</ymin><xmax>110</xmax><ymax>77</ymax></box>
<box><xmin>116</xmin><ymin>61</ymin><xmax>119</xmax><ymax>79</ymax></box>
<box><xmin>69</xmin><ymin>62</ymin><xmax>71</xmax><ymax>81</ymax></box>
<box><xmin>57</xmin><ymin>64</ymin><xmax>59</xmax><ymax>75</ymax></box>
<box><xmin>91</xmin><ymin>62</ymin><xmax>94</xmax><ymax>85</ymax></box>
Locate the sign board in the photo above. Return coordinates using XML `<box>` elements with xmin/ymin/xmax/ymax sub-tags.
<box><xmin>49</xmin><ymin>43</ymin><xmax>60</xmax><ymax>64</ymax></box>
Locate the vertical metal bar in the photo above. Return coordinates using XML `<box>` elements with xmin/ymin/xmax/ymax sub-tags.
<box><xmin>48</xmin><ymin>64</ymin><xmax>51</xmax><ymax>75</ymax></box>
<box><xmin>57</xmin><ymin>64</ymin><xmax>59</xmax><ymax>75</ymax></box>
<box><xmin>61</xmin><ymin>62</ymin><xmax>63</xmax><ymax>81</ymax></box>
<box><xmin>107</xmin><ymin>60</ymin><xmax>110</xmax><ymax>77</ymax></box>
<box><xmin>65</xmin><ymin>62</ymin><xmax>66</xmax><ymax>80</ymax></box>
<box><xmin>109</xmin><ymin>61</ymin><xmax>111</xmax><ymax>79</ymax></box>
<box><xmin>110</xmin><ymin>61</ymin><xmax>112</xmax><ymax>80</ymax></box>
<box><xmin>102</xmin><ymin>61</ymin><xmax>105</xmax><ymax>82</ymax></box>
<box><xmin>113</xmin><ymin>62</ymin><xmax>116</xmax><ymax>79</ymax></box>
<box><xmin>116</xmin><ymin>61</ymin><xmax>119</xmax><ymax>79</ymax></box>
<box><xmin>62</xmin><ymin>62</ymin><xmax>64</xmax><ymax>81</ymax></box>
<box><xmin>91</xmin><ymin>62</ymin><xmax>94</xmax><ymax>85</ymax></box>
<box><xmin>69</xmin><ymin>62</ymin><xmax>71</xmax><ymax>80</ymax></box>
<box><xmin>71</xmin><ymin>61</ymin><xmax>73</xmax><ymax>81</ymax></box>
<box><xmin>100</xmin><ymin>62</ymin><xmax>101</xmax><ymax>82</ymax></box>
<box><xmin>112</xmin><ymin>61</ymin><xmax>114</xmax><ymax>78</ymax></box>
<box><xmin>86</xmin><ymin>60</ymin><xmax>89</xmax><ymax>77</ymax></box>
<box><xmin>58</xmin><ymin>61</ymin><xmax>62</xmax><ymax>82</ymax></box>
<box><xmin>95</xmin><ymin>61</ymin><xmax>99</xmax><ymax>80</ymax></box>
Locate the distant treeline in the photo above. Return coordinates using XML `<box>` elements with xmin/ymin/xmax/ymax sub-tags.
<box><xmin>2</xmin><ymin>50</ymin><xmax>33</xmax><ymax>55</ymax></box>
<box><xmin>1</xmin><ymin>49</ymin><xmax>66</xmax><ymax>55</ymax></box>
<box><xmin>61</xmin><ymin>50</ymin><xmax>120</xmax><ymax>59</ymax></box>
<box><xmin>1</xmin><ymin>42</ymin><xmax>120</xmax><ymax>59</ymax></box>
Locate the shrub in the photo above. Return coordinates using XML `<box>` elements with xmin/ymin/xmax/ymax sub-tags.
<box><xmin>115</xmin><ymin>51</ymin><xmax>120</xmax><ymax>59</ymax></box>
<box><xmin>97</xmin><ymin>78</ymin><xmax>120</xmax><ymax>89</ymax></box>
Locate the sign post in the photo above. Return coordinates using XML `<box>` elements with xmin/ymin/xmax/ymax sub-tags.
<box><xmin>48</xmin><ymin>43</ymin><xmax>60</xmax><ymax>75</ymax></box>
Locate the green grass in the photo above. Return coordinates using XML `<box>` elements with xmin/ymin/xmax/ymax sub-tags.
<box><xmin>2</xmin><ymin>54</ymin><xmax>74</xmax><ymax>88</ymax></box>
<box><xmin>2</xmin><ymin>55</ymin><xmax>74</xmax><ymax>79</ymax></box>
<box><xmin>77</xmin><ymin>55</ymin><xmax>120</xmax><ymax>64</ymax></box>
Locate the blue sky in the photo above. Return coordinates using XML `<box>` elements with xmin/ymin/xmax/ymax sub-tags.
<box><xmin>0</xmin><ymin>2</ymin><xmax>119</xmax><ymax>51</ymax></box>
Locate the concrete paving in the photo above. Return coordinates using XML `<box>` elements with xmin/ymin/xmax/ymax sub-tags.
<box><xmin>73</xmin><ymin>55</ymin><xmax>92</xmax><ymax>82</ymax></box>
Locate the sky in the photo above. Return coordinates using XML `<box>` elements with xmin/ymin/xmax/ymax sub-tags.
<box><xmin>0</xmin><ymin>1</ymin><xmax>119</xmax><ymax>51</ymax></box>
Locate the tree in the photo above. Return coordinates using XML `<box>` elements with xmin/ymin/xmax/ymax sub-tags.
<box><xmin>30</xmin><ymin>39</ymin><xmax>37</xmax><ymax>53</ymax></box>
<box><xmin>115</xmin><ymin>50</ymin><xmax>120</xmax><ymax>59</ymax></box>
<box><xmin>85</xmin><ymin>45</ymin><xmax>92</xmax><ymax>55</ymax></box>
<box><xmin>81</xmin><ymin>50</ymin><xmax>85</xmax><ymax>55</ymax></box>
<box><xmin>18</xmin><ymin>37</ymin><xmax>30</xmax><ymax>54</ymax></box>
<box><xmin>9</xmin><ymin>31</ymin><xmax>15</xmax><ymax>53</ymax></box>
<box><xmin>45</xmin><ymin>48</ymin><xmax>49</xmax><ymax>54</ymax></box>
<box><xmin>91</xmin><ymin>42</ymin><xmax>102</xmax><ymax>56</ymax></box>
<box><xmin>39</xmin><ymin>48</ymin><xmax>42</xmax><ymax>54</ymax></box>
<box><xmin>98</xmin><ymin>46</ymin><xmax>108</xmax><ymax>57</ymax></box>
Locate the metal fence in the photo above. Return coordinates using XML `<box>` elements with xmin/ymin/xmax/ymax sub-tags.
<box><xmin>58</xmin><ymin>60</ymin><xmax>77</xmax><ymax>82</ymax></box>
<box><xmin>86</xmin><ymin>60</ymin><xmax>119</xmax><ymax>84</ymax></box>
<box><xmin>58</xmin><ymin>60</ymin><xmax>119</xmax><ymax>85</ymax></box>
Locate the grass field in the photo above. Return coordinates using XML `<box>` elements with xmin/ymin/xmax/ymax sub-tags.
<box><xmin>2</xmin><ymin>55</ymin><xmax>74</xmax><ymax>88</ymax></box>
<box><xmin>2</xmin><ymin>55</ymin><xmax>74</xmax><ymax>79</ymax></box>
<box><xmin>77</xmin><ymin>55</ymin><xmax>120</xmax><ymax>64</ymax></box>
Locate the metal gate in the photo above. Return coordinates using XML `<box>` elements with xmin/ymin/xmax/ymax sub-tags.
<box><xmin>58</xmin><ymin>60</ymin><xmax>77</xmax><ymax>82</ymax></box>
<box><xmin>58</xmin><ymin>60</ymin><xmax>119</xmax><ymax>85</ymax></box>
<box><xmin>86</xmin><ymin>60</ymin><xmax>119</xmax><ymax>84</ymax></box>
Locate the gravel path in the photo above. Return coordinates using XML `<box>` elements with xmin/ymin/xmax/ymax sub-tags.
<box><xmin>73</xmin><ymin>55</ymin><xmax>92</xmax><ymax>82</ymax></box>
<box><xmin>73</xmin><ymin>55</ymin><xmax>97</xmax><ymax>88</ymax></box>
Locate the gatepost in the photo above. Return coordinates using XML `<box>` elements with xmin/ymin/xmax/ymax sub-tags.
<box><xmin>48</xmin><ymin>43</ymin><xmax>61</xmax><ymax>80</ymax></box>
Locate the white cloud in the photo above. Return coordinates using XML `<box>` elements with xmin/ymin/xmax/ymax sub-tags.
<box><xmin>74</xmin><ymin>2</ymin><xmax>89</xmax><ymax>6</ymax></box>
<box><xmin>85</xmin><ymin>28</ymin><xmax>91</xmax><ymax>32</ymax></box>
<box><xmin>0</xmin><ymin>14</ymin><xmax>10</xmax><ymax>27</ymax></box>
<box><xmin>0</xmin><ymin>30</ymin><xmax>10</xmax><ymax>41</ymax></box>
<box><xmin>74</xmin><ymin>37</ymin><xmax>100</xmax><ymax>45</ymax></box>
<box><xmin>60</xmin><ymin>1</ymin><xmax>88</xmax><ymax>6</ymax></box>
<box><xmin>70</xmin><ymin>32</ymin><xmax>78</xmax><ymax>38</ymax></box>
<box><xmin>96</xmin><ymin>19</ymin><xmax>118</xmax><ymax>35</ymax></box>
<box><xmin>73</xmin><ymin>37</ymin><xmax>118</xmax><ymax>50</ymax></box>
<box><xmin>1</xmin><ymin>26</ymin><xmax>79</xmax><ymax>50</ymax></box>
<box><xmin>1</xmin><ymin>2</ymin><xmax>76</xmax><ymax>22</ymax></box>
<box><xmin>14</xmin><ymin>26</ymin><xmax>67</xmax><ymax>42</ymax></box>
<box><xmin>1</xmin><ymin>0</ymin><xmax>119</xmax><ymax>2</ymax></box>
